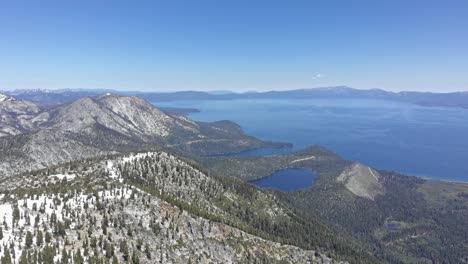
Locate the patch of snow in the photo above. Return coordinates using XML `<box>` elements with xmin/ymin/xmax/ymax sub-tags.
<box><xmin>49</xmin><ymin>173</ymin><xmax>76</xmax><ymax>180</ymax></box>
<box><xmin>0</xmin><ymin>186</ymin><xmax>141</xmax><ymax>261</ymax></box>
<box><xmin>290</xmin><ymin>156</ymin><xmax>316</xmax><ymax>164</ymax></box>
<box><xmin>0</xmin><ymin>93</ymin><xmax>8</xmax><ymax>102</ymax></box>
<box><xmin>368</xmin><ymin>167</ymin><xmax>379</xmax><ymax>181</ymax></box>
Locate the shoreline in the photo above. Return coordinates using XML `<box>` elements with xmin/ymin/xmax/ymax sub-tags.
<box><xmin>422</xmin><ymin>177</ymin><xmax>468</xmax><ymax>185</ymax></box>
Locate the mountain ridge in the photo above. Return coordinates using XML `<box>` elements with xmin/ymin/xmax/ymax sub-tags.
<box><xmin>4</xmin><ymin>87</ymin><xmax>468</xmax><ymax>109</ymax></box>
<box><xmin>0</xmin><ymin>151</ymin><xmax>352</xmax><ymax>264</ymax></box>
<box><xmin>0</xmin><ymin>94</ymin><xmax>286</xmax><ymax>178</ymax></box>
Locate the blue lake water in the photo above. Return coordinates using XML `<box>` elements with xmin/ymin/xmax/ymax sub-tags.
<box><xmin>248</xmin><ymin>168</ymin><xmax>316</xmax><ymax>191</ymax></box>
<box><xmin>386</xmin><ymin>223</ymin><xmax>400</xmax><ymax>231</ymax></box>
<box><xmin>154</xmin><ymin>99</ymin><xmax>468</xmax><ymax>182</ymax></box>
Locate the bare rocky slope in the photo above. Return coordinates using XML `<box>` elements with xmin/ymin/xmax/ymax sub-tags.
<box><xmin>0</xmin><ymin>93</ymin><xmax>47</xmax><ymax>137</ymax></box>
<box><xmin>337</xmin><ymin>163</ymin><xmax>384</xmax><ymax>200</ymax></box>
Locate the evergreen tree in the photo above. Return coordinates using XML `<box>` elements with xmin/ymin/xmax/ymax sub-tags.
<box><xmin>119</xmin><ymin>240</ymin><xmax>129</xmax><ymax>261</ymax></box>
<box><xmin>131</xmin><ymin>250</ymin><xmax>139</xmax><ymax>264</ymax></box>
<box><xmin>136</xmin><ymin>238</ymin><xmax>143</xmax><ymax>251</ymax></box>
<box><xmin>105</xmin><ymin>241</ymin><xmax>113</xmax><ymax>258</ymax></box>
<box><xmin>112</xmin><ymin>255</ymin><xmax>119</xmax><ymax>264</ymax></box>
<box><xmin>1</xmin><ymin>247</ymin><xmax>12</xmax><ymax>264</ymax></box>
<box><xmin>25</xmin><ymin>231</ymin><xmax>33</xmax><ymax>248</ymax></box>
<box><xmin>45</xmin><ymin>232</ymin><xmax>51</xmax><ymax>244</ymax></box>
<box><xmin>144</xmin><ymin>244</ymin><xmax>151</xmax><ymax>259</ymax></box>
<box><xmin>36</xmin><ymin>231</ymin><xmax>43</xmax><ymax>246</ymax></box>
<box><xmin>33</xmin><ymin>250</ymin><xmax>38</xmax><ymax>264</ymax></box>
<box><xmin>19</xmin><ymin>250</ymin><xmax>28</xmax><ymax>264</ymax></box>
<box><xmin>74</xmin><ymin>250</ymin><xmax>84</xmax><ymax>264</ymax></box>
<box><xmin>41</xmin><ymin>246</ymin><xmax>55</xmax><ymax>264</ymax></box>
<box><xmin>12</xmin><ymin>205</ymin><xmax>20</xmax><ymax>226</ymax></box>
<box><xmin>61</xmin><ymin>248</ymin><xmax>68</xmax><ymax>264</ymax></box>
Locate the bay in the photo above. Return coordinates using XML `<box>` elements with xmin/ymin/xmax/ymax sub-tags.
<box><xmin>154</xmin><ymin>98</ymin><xmax>468</xmax><ymax>182</ymax></box>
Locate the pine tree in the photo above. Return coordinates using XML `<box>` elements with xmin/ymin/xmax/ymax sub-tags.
<box><xmin>105</xmin><ymin>241</ymin><xmax>113</xmax><ymax>258</ymax></box>
<box><xmin>27</xmin><ymin>250</ymin><xmax>32</xmax><ymax>264</ymax></box>
<box><xmin>61</xmin><ymin>248</ymin><xmax>68</xmax><ymax>264</ymax></box>
<box><xmin>2</xmin><ymin>247</ymin><xmax>12</xmax><ymax>264</ymax></box>
<box><xmin>19</xmin><ymin>250</ymin><xmax>28</xmax><ymax>264</ymax></box>
<box><xmin>25</xmin><ymin>231</ymin><xmax>33</xmax><ymax>248</ymax></box>
<box><xmin>33</xmin><ymin>250</ymin><xmax>38</xmax><ymax>264</ymax></box>
<box><xmin>74</xmin><ymin>250</ymin><xmax>84</xmax><ymax>264</ymax></box>
<box><xmin>12</xmin><ymin>205</ymin><xmax>20</xmax><ymax>223</ymax></box>
<box><xmin>41</xmin><ymin>246</ymin><xmax>55</xmax><ymax>264</ymax></box>
<box><xmin>119</xmin><ymin>240</ymin><xmax>129</xmax><ymax>261</ymax></box>
<box><xmin>112</xmin><ymin>255</ymin><xmax>119</xmax><ymax>264</ymax></box>
<box><xmin>131</xmin><ymin>250</ymin><xmax>139</xmax><ymax>264</ymax></box>
<box><xmin>136</xmin><ymin>238</ymin><xmax>143</xmax><ymax>251</ymax></box>
<box><xmin>45</xmin><ymin>232</ymin><xmax>51</xmax><ymax>244</ymax></box>
<box><xmin>144</xmin><ymin>243</ymin><xmax>151</xmax><ymax>259</ymax></box>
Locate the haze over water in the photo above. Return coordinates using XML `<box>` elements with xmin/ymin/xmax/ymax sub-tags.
<box><xmin>155</xmin><ymin>99</ymin><xmax>468</xmax><ymax>182</ymax></box>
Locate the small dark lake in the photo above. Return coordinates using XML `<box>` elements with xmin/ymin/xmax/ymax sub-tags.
<box><xmin>386</xmin><ymin>223</ymin><xmax>400</xmax><ymax>231</ymax></box>
<box><xmin>249</xmin><ymin>168</ymin><xmax>316</xmax><ymax>192</ymax></box>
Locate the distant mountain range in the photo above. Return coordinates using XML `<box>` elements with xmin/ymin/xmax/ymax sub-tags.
<box><xmin>4</xmin><ymin>86</ymin><xmax>468</xmax><ymax>109</ymax></box>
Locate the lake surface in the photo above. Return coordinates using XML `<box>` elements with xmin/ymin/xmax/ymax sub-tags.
<box><xmin>155</xmin><ymin>99</ymin><xmax>468</xmax><ymax>182</ymax></box>
<box><xmin>248</xmin><ymin>168</ymin><xmax>316</xmax><ymax>191</ymax></box>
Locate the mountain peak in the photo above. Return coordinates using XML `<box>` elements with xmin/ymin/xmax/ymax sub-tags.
<box><xmin>0</xmin><ymin>92</ymin><xmax>15</xmax><ymax>102</ymax></box>
<box><xmin>48</xmin><ymin>94</ymin><xmax>184</xmax><ymax>139</ymax></box>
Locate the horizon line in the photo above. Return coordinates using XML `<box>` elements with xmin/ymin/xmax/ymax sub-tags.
<box><xmin>2</xmin><ymin>86</ymin><xmax>468</xmax><ymax>95</ymax></box>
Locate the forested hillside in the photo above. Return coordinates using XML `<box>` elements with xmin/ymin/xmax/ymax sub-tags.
<box><xmin>0</xmin><ymin>151</ymin><xmax>375</xmax><ymax>264</ymax></box>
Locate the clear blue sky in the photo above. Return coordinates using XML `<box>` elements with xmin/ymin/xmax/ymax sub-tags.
<box><xmin>1</xmin><ymin>0</ymin><xmax>467</xmax><ymax>92</ymax></box>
